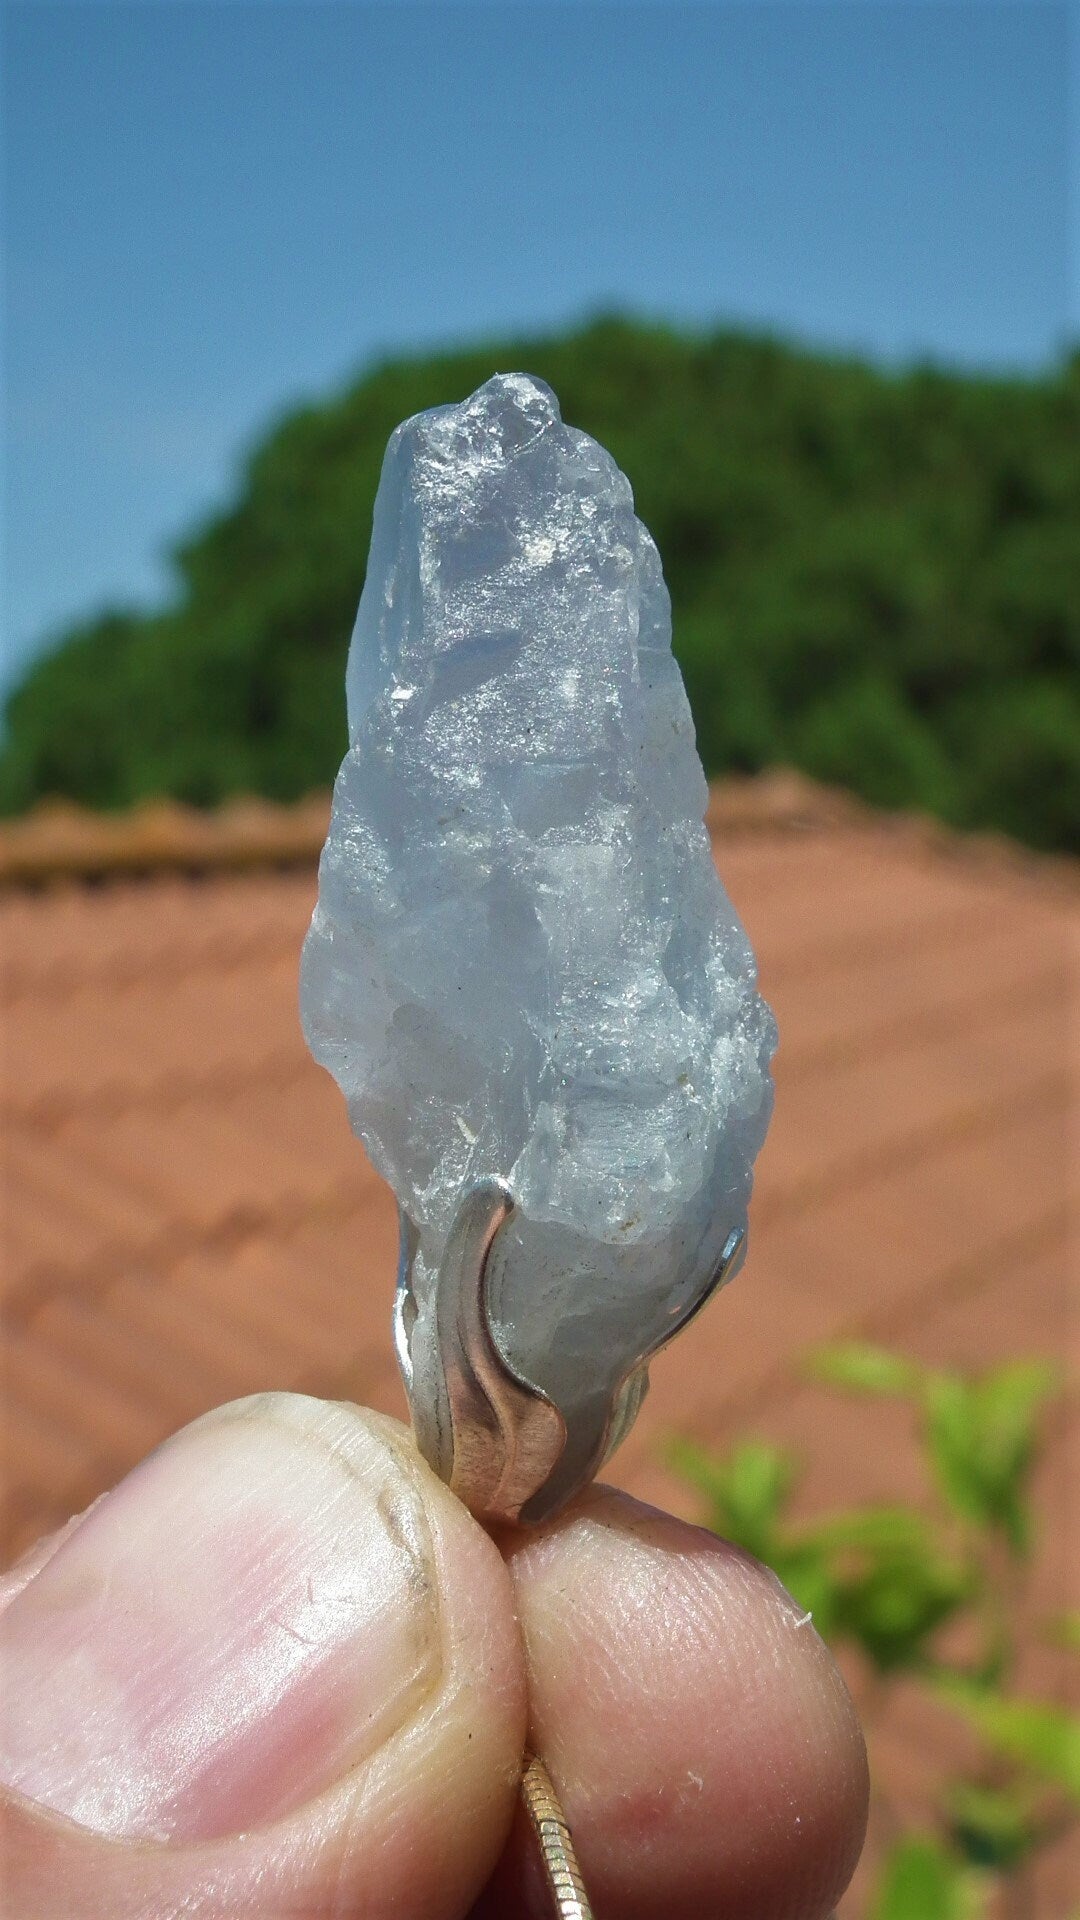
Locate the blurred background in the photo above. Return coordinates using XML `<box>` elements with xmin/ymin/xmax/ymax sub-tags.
<box><xmin>2</xmin><ymin>4</ymin><xmax>1077</xmax><ymax>1915</ymax></box>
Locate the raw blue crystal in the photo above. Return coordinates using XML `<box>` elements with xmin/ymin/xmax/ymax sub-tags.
<box><xmin>301</xmin><ymin>373</ymin><xmax>776</xmax><ymax>1470</ymax></box>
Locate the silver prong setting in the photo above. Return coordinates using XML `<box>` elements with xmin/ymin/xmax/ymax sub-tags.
<box><xmin>395</xmin><ymin>1187</ymin><xmax>748</xmax><ymax>1525</ymax></box>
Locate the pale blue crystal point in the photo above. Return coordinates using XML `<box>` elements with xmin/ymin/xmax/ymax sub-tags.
<box><xmin>301</xmin><ymin>373</ymin><xmax>777</xmax><ymax>1485</ymax></box>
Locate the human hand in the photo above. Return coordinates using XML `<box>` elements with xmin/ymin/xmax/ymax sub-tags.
<box><xmin>0</xmin><ymin>1394</ymin><xmax>868</xmax><ymax>1918</ymax></box>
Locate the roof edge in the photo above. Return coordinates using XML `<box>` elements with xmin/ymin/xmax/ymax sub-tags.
<box><xmin>0</xmin><ymin>774</ymin><xmax>1075</xmax><ymax>898</ymax></box>
<box><xmin>0</xmin><ymin>794</ymin><xmax>332</xmax><ymax>887</ymax></box>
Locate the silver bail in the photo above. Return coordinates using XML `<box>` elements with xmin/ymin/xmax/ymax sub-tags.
<box><xmin>394</xmin><ymin>1181</ymin><xmax>745</xmax><ymax>1526</ymax></box>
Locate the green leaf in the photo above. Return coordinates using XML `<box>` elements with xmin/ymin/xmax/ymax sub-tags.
<box><xmin>806</xmin><ymin>1505</ymin><xmax>941</xmax><ymax>1556</ymax></box>
<box><xmin>868</xmin><ymin>1836</ymin><xmax>985</xmax><ymax>1920</ymax></box>
<box><xmin>768</xmin><ymin>1543</ymin><xmax>842</xmax><ymax>1639</ymax></box>
<box><xmin>662</xmin><ymin>1435</ymin><xmax>736</xmax><ymax>1511</ymax></box>
<box><xmin>832</xmin><ymin>1544</ymin><xmax>972</xmax><ymax>1673</ymax></box>
<box><xmin>923</xmin><ymin>1375</ymin><xmax>992</xmax><ymax>1531</ymax></box>
<box><xmin>932</xmin><ymin>1677</ymin><xmax>1080</xmax><ymax>1800</ymax></box>
<box><xmin>973</xmin><ymin>1360</ymin><xmax>1058</xmax><ymax>1445</ymax></box>
<box><xmin>806</xmin><ymin>1343</ymin><xmax>922</xmax><ymax>1399</ymax></box>
<box><xmin>944</xmin><ymin>1781</ymin><xmax>1040</xmax><ymax>1871</ymax></box>
<box><xmin>724</xmin><ymin>1439</ymin><xmax>797</xmax><ymax>1531</ymax></box>
<box><xmin>663</xmin><ymin>1436</ymin><xmax>796</xmax><ymax>1561</ymax></box>
<box><xmin>923</xmin><ymin>1362</ymin><xmax>1058</xmax><ymax>1552</ymax></box>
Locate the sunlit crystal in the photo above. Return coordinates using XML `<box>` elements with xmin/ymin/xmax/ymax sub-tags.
<box><xmin>301</xmin><ymin>372</ymin><xmax>776</xmax><ymax>1475</ymax></box>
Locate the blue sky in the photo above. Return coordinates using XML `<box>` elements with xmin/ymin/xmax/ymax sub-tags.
<box><xmin>3</xmin><ymin>0</ymin><xmax>1074</xmax><ymax>696</ymax></box>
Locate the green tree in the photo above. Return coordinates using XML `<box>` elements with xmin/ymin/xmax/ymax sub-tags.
<box><xmin>4</xmin><ymin>319</ymin><xmax>1078</xmax><ymax>849</ymax></box>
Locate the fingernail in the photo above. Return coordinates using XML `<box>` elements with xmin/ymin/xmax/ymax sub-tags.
<box><xmin>0</xmin><ymin>1397</ymin><xmax>441</xmax><ymax>1842</ymax></box>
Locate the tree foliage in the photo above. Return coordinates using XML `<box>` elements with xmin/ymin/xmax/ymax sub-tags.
<box><xmin>4</xmin><ymin>318</ymin><xmax>1078</xmax><ymax>849</ymax></box>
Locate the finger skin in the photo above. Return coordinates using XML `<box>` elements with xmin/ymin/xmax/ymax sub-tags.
<box><xmin>0</xmin><ymin>1398</ymin><xmax>526</xmax><ymax>1920</ymax></box>
<box><xmin>2</xmin><ymin>1411</ymin><xmax>868</xmax><ymax>1920</ymax></box>
<box><xmin>480</xmin><ymin>1486</ymin><xmax>869</xmax><ymax>1920</ymax></box>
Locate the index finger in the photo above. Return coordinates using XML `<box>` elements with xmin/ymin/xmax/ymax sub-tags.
<box><xmin>479</xmin><ymin>1486</ymin><xmax>868</xmax><ymax>1920</ymax></box>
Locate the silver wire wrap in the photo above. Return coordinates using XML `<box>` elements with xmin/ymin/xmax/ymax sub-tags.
<box><xmin>395</xmin><ymin>1180</ymin><xmax>744</xmax><ymax>1526</ymax></box>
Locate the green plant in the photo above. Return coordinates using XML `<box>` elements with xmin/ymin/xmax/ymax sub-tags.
<box><xmin>3</xmin><ymin>319</ymin><xmax>1079</xmax><ymax>850</ymax></box>
<box><xmin>669</xmin><ymin>1347</ymin><xmax>1077</xmax><ymax>1912</ymax></box>
<box><xmin>866</xmin><ymin>1835</ymin><xmax>987</xmax><ymax>1920</ymax></box>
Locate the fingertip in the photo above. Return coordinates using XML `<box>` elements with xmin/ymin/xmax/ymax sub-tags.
<box><xmin>496</xmin><ymin>1485</ymin><xmax>868</xmax><ymax>1920</ymax></box>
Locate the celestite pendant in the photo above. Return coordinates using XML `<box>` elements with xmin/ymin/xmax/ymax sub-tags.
<box><xmin>301</xmin><ymin>372</ymin><xmax>776</xmax><ymax>1523</ymax></box>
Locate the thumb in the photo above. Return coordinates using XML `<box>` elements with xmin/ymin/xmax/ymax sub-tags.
<box><xmin>0</xmin><ymin>1395</ymin><xmax>526</xmax><ymax>1920</ymax></box>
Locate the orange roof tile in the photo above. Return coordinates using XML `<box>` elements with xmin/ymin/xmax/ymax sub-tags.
<box><xmin>1</xmin><ymin>775</ymin><xmax>1076</xmax><ymax>1910</ymax></box>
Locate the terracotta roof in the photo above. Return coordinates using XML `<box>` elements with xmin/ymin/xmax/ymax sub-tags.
<box><xmin>1</xmin><ymin>774</ymin><xmax>1076</xmax><ymax>1912</ymax></box>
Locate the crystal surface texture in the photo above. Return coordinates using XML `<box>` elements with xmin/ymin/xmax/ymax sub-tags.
<box><xmin>301</xmin><ymin>373</ymin><xmax>777</xmax><ymax>1482</ymax></box>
